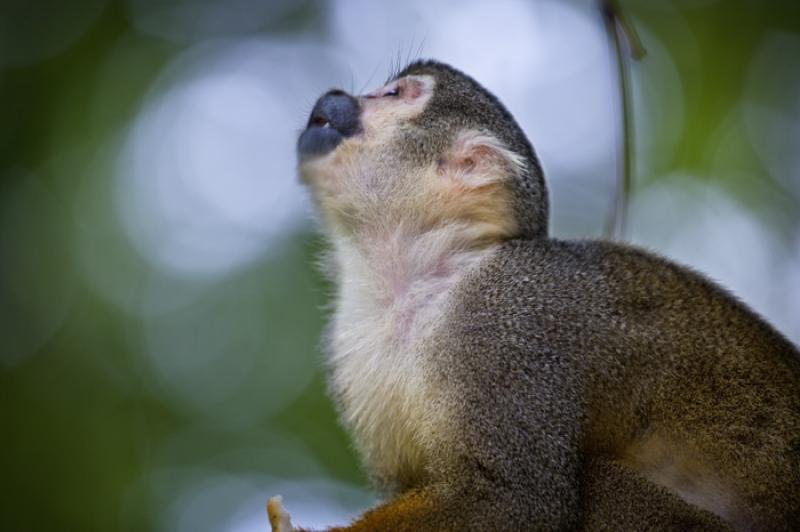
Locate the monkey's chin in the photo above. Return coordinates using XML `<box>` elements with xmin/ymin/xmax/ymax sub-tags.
<box><xmin>297</xmin><ymin>126</ymin><xmax>344</xmax><ymax>162</ymax></box>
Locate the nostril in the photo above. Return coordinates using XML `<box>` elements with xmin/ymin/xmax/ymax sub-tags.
<box><xmin>306</xmin><ymin>89</ymin><xmax>360</xmax><ymax>137</ymax></box>
<box><xmin>299</xmin><ymin>89</ymin><xmax>360</xmax><ymax>160</ymax></box>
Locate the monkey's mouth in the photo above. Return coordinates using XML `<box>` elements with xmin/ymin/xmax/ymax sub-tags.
<box><xmin>297</xmin><ymin>89</ymin><xmax>361</xmax><ymax>162</ymax></box>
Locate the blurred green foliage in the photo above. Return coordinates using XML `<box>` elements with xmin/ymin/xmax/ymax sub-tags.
<box><xmin>1</xmin><ymin>1</ymin><xmax>798</xmax><ymax>531</ymax></box>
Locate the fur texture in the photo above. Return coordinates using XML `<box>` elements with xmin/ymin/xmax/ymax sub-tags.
<box><xmin>326</xmin><ymin>226</ymin><xmax>496</xmax><ymax>491</ymax></box>
<box><xmin>285</xmin><ymin>60</ymin><xmax>800</xmax><ymax>531</ymax></box>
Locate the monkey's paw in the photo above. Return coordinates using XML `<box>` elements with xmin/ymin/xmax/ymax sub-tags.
<box><xmin>267</xmin><ymin>495</ymin><xmax>295</xmax><ymax>532</ymax></box>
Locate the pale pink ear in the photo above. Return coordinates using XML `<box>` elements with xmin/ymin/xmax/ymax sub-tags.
<box><xmin>437</xmin><ymin>130</ymin><xmax>524</xmax><ymax>188</ymax></box>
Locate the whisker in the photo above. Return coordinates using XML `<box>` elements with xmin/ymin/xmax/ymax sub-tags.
<box><xmin>359</xmin><ymin>61</ymin><xmax>382</xmax><ymax>94</ymax></box>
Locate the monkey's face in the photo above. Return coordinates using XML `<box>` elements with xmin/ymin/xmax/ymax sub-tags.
<box><xmin>297</xmin><ymin>61</ymin><xmax>541</xmax><ymax>241</ymax></box>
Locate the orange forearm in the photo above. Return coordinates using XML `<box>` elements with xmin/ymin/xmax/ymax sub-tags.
<box><xmin>328</xmin><ymin>489</ymin><xmax>438</xmax><ymax>532</ymax></box>
<box><xmin>270</xmin><ymin>489</ymin><xmax>446</xmax><ymax>532</ymax></box>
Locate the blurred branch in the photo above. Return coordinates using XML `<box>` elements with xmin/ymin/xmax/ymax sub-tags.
<box><xmin>602</xmin><ymin>0</ymin><xmax>646</xmax><ymax>241</ymax></box>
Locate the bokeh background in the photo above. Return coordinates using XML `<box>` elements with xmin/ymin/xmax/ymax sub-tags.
<box><xmin>1</xmin><ymin>0</ymin><xmax>799</xmax><ymax>530</ymax></box>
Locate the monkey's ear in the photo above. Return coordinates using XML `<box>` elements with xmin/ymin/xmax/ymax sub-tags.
<box><xmin>437</xmin><ymin>130</ymin><xmax>525</xmax><ymax>189</ymax></box>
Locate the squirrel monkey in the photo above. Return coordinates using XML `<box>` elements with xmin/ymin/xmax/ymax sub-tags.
<box><xmin>269</xmin><ymin>61</ymin><xmax>800</xmax><ymax>531</ymax></box>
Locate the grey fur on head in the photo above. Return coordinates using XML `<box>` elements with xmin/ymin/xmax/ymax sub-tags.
<box><xmin>395</xmin><ymin>60</ymin><xmax>549</xmax><ymax>239</ymax></box>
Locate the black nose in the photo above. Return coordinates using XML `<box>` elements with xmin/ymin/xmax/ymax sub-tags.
<box><xmin>298</xmin><ymin>89</ymin><xmax>361</xmax><ymax>161</ymax></box>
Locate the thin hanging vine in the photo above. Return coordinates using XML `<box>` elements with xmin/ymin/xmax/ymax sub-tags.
<box><xmin>601</xmin><ymin>0</ymin><xmax>646</xmax><ymax>241</ymax></box>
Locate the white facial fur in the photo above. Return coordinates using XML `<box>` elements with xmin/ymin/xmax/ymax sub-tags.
<box><xmin>298</xmin><ymin>75</ymin><xmax>435</xmax><ymax>208</ymax></box>
<box><xmin>299</xmin><ymin>75</ymin><xmax>525</xmax><ymax>489</ymax></box>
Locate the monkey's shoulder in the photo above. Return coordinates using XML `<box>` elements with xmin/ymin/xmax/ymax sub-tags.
<box><xmin>453</xmin><ymin>237</ymin><xmax>707</xmax><ymax>316</ymax></box>
<box><xmin>445</xmin><ymin>237</ymin><xmax>797</xmax><ymax>360</ymax></box>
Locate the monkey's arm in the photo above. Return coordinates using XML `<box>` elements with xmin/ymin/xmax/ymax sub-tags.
<box><xmin>270</xmin><ymin>477</ymin><xmax>566</xmax><ymax>532</ymax></box>
<box><xmin>268</xmin><ymin>459</ymin><xmax>731</xmax><ymax>532</ymax></box>
<box><xmin>269</xmin><ymin>487</ymin><xmax>450</xmax><ymax>532</ymax></box>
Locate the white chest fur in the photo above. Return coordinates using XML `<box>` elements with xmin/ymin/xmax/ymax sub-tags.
<box><xmin>326</xmin><ymin>228</ymin><xmax>493</xmax><ymax>489</ymax></box>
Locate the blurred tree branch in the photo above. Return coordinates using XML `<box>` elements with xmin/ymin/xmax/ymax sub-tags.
<box><xmin>602</xmin><ymin>0</ymin><xmax>646</xmax><ymax>241</ymax></box>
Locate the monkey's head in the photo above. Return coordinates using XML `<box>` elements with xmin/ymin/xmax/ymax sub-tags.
<box><xmin>298</xmin><ymin>60</ymin><xmax>548</xmax><ymax>243</ymax></box>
